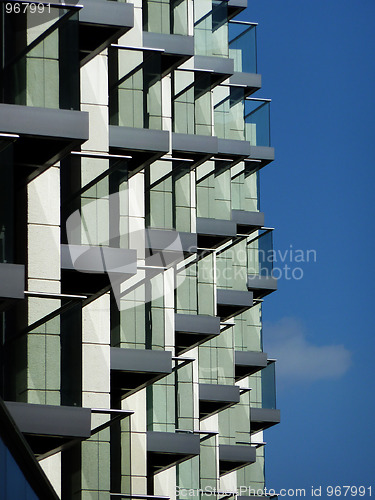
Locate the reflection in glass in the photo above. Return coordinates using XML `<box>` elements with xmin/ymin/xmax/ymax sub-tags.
<box><xmin>1</xmin><ymin>8</ymin><xmax>79</xmax><ymax>110</ymax></box>
<box><xmin>173</xmin><ymin>70</ymin><xmax>212</xmax><ymax>136</ymax></box>
<box><xmin>229</xmin><ymin>22</ymin><xmax>257</xmax><ymax>74</ymax></box>
<box><xmin>245</xmin><ymin>99</ymin><xmax>271</xmax><ymax>147</ymax></box>
<box><xmin>109</xmin><ymin>49</ymin><xmax>163</xmax><ymax>130</ymax></box>
<box><xmin>143</xmin><ymin>0</ymin><xmax>189</xmax><ymax>35</ymax></box>
<box><xmin>194</xmin><ymin>0</ymin><xmax>228</xmax><ymax>58</ymax></box>
<box><xmin>247</xmin><ymin>230</ymin><xmax>274</xmax><ymax>278</ymax></box>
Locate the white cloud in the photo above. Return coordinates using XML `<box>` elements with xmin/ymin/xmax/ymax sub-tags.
<box><xmin>263</xmin><ymin>317</ymin><xmax>351</xmax><ymax>382</ymax></box>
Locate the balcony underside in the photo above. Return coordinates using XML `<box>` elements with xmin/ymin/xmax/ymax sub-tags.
<box><xmin>227</xmin><ymin>0</ymin><xmax>248</xmax><ymax>20</ymax></box>
<box><xmin>0</xmin><ymin>132</ymin><xmax>18</xmax><ymax>153</ymax></box>
<box><xmin>61</xmin><ymin>245</ymin><xmax>137</xmax><ymax>295</ymax></box>
<box><xmin>143</xmin><ymin>32</ymin><xmax>194</xmax><ymax>76</ymax></box>
<box><xmin>247</xmin><ymin>275</ymin><xmax>277</xmax><ymax>299</ymax></box>
<box><xmin>5</xmin><ymin>402</ymin><xmax>91</xmax><ymax>457</ymax></box>
<box><xmin>230</xmin><ymin>72</ymin><xmax>261</xmax><ymax>96</ymax></box>
<box><xmin>111</xmin><ymin>348</ymin><xmax>172</xmax><ymax>400</ymax></box>
<box><xmin>194</xmin><ymin>55</ymin><xmax>235</xmax><ymax>88</ymax></box>
<box><xmin>79</xmin><ymin>1</ymin><xmax>134</xmax><ymax>66</ymax></box>
<box><xmin>145</xmin><ymin>229</ymin><xmax>197</xmax><ymax>268</ymax></box>
<box><xmin>217</xmin><ymin>138</ymin><xmax>251</xmax><ymax>163</ymax></box>
<box><xmin>147</xmin><ymin>431</ymin><xmax>200</xmax><ymax>475</ymax></box>
<box><xmin>235</xmin><ymin>351</ymin><xmax>268</xmax><ymax>381</ymax></box>
<box><xmin>216</xmin><ymin>289</ymin><xmax>254</xmax><ymax>321</ymax></box>
<box><xmin>199</xmin><ymin>384</ymin><xmax>240</xmax><ymax>419</ymax></box>
<box><xmin>175</xmin><ymin>314</ymin><xmax>221</xmax><ymax>355</ymax></box>
<box><xmin>219</xmin><ymin>444</ymin><xmax>256</xmax><ymax>475</ymax></box>
<box><xmin>110</xmin><ymin>126</ymin><xmax>170</xmax><ymax>174</ymax></box>
<box><xmin>231</xmin><ymin>210</ymin><xmax>264</xmax><ymax>235</ymax></box>
<box><xmin>250</xmin><ymin>407</ymin><xmax>280</xmax><ymax>433</ymax></box>
<box><xmin>172</xmin><ymin>133</ymin><xmax>218</xmax><ymax>168</ymax></box>
<box><xmin>0</xmin><ymin>104</ymin><xmax>89</xmax><ymax>182</ymax></box>
<box><xmin>248</xmin><ymin>146</ymin><xmax>275</xmax><ymax>169</ymax></box>
<box><xmin>196</xmin><ymin>217</ymin><xmax>237</xmax><ymax>248</ymax></box>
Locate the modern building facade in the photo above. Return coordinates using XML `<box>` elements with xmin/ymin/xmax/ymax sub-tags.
<box><xmin>0</xmin><ymin>0</ymin><xmax>279</xmax><ymax>498</ymax></box>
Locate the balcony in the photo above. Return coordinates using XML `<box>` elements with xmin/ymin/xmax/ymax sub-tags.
<box><xmin>214</xmin><ymin>93</ymin><xmax>274</xmax><ymax>170</ymax></box>
<box><xmin>147</xmin><ymin>431</ymin><xmax>200</xmax><ymax>474</ymax></box>
<box><xmin>231</xmin><ymin>209</ymin><xmax>264</xmax><ymax>235</ymax></box>
<box><xmin>199</xmin><ymin>384</ymin><xmax>240</xmax><ymax>419</ymax></box>
<box><xmin>250</xmin><ymin>407</ymin><xmax>280</xmax><ymax>433</ymax></box>
<box><xmin>250</xmin><ymin>362</ymin><xmax>280</xmax><ymax>433</ymax></box>
<box><xmin>5</xmin><ymin>402</ymin><xmax>91</xmax><ymax>457</ymax></box>
<box><xmin>0</xmin><ymin>104</ymin><xmax>89</xmax><ymax>182</ymax></box>
<box><xmin>196</xmin><ymin>217</ymin><xmax>237</xmax><ymax>248</ymax></box>
<box><xmin>229</xmin><ymin>21</ymin><xmax>261</xmax><ymax>95</ymax></box>
<box><xmin>143</xmin><ymin>32</ymin><xmax>194</xmax><ymax>76</ymax></box>
<box><xmin>245</xmin><ymin>99</ymin><xmax>275</xmax><ymax>167</ymax></box>
<box><xmin>61</xmin><ymin>244</ymin><xmax>137</xmax><ymax>295</ymax></box>
<box><xmin>217</xmin><ymin>137</ymin><xmax>251</xmax><ymax>163</ymax></box>
<box><xmin>247</xmin><ymin>231</ymin><xmax>277</xmax><ymax>299</ymax></box>
<box><xmin>235</xmin><ymin>351</ymin><xmax>268</xmax><ymax>381</ymax></box>
<box><xmin>79</xmin><ymin>0</ymin><xmax>134</xmax><ymax>66</ymax></box>
<box><xmin>172</xmin><ymin>133</ymin><xmax>218</xmax><ymax>168</ymax></box>
<box><xmin>193</xmin><ymin>55</ymin><xmax>235</xmax><ymax>88</ymax></box>
<box><xmin>175</xmin><ymin>314</ymin><xmax>221</xmax><ymax>354</ymax></box>
<box><xmin>111</xmin><ymin>348</ymin><xmax>172</xmax><ymax>399</ymax></box>
<box><xmin>219</xmin><ymin>444</ymin><xmax>256</xmax><ymax>475</ymax></box>
<box><xmin>109</xmin><ymin>126</ymin><xmax>170</xmax><ymax>173</ymax></box>
<box><xmin>145</xmin><ymin>229</ymin><xmax>197</xmax><ymax>268</ymax></box>
<box><xmin>216</xmin><ymin>289</ymin><xmax>253</xmax><ymax>321</ymax></box>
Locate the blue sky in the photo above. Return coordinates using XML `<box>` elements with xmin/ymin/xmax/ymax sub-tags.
<box><xmin>238</xmin><ymin>0</ymin><xmax>375</xmax><ymax>496</ymax></box>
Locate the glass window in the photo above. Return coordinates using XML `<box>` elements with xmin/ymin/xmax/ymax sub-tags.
<box><xmin>194</xmin><ymin>0</ymin><xmax>228</xmax><ymax>58</ymax></box>
<box><xmin>109</xmin><ymin>49</ymin><xmax>163</xmax><ymax>130</ymax></box>
<box><xmin>147</xmin><ymin>362</ymin><xmax>194</xmax><ymax>432</ymax></box>
<box><xmin>229</xmin><ymin>22</ymin><xmax>257</xmax><ymax>74</ymax></box>
<box><xmin>143</xmin><ymin>0</ymin><xmax>189</xmax><ymax>36</ymax></box>
<box><xmin>61</xmin><ymin>156</ymin><xmax>129</xmax><ymax>249</ymax></box>
<box><xmin>245</xmin><ymin>99</ymin><xmax>271</xmax><ymax>147</ymax></box>
<box><xmin>199</xmin><ymin>327</ymin><xmax>234</xmax><ymax>385</ymax></box>
<box><xmin>1</xmin><ymin>6</ymin><xmax>79</xmax><ymax>110</ymax></box>
<box><xmin>233</xmin><ymin>306</ymin><xmax>263</xmax><ymax>352</ymax></box>
<box><xmin>173</xmin><ymin>70</ymin><xmax>212</xmax><ymax>136</ymax></box>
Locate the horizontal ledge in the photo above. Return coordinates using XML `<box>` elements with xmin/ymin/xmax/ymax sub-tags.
<box><xmin>111</xmin><ymin>44</ymin><xmax>165</xmax><ymax>53</ymax></box>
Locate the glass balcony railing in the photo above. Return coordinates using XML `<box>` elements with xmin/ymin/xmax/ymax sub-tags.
<box><xmin>261</xmin><ymin>361</ymin><xmax>277</xmax><ymax>410</ymax></box>
<box><xmin>214</xmin><ymin>87</ymin><xmax>245</xmax><ymax>141</ymax></box>
<box><xmin>229</xmin><ymin>21</ymin><xmax>257</xmax><ymax>74</ymax></box>
<box><xmin>3</xmin><ymin>301</ymin><xmax>82</xmax><ymax>405</ymax></box>
<box><xmin>109</xmin><ymin>49</ymin><xmax>163</xmax><ymax>130</ymax></box>
<box><xmin>0</xmin><ymin>5</ymin><xmax>80</xmax><ymax>110</ymax></box>
<box><xmin>214</xmin><ymin>91</ymin><xmax>271</xmax><ymax>147</ymax></box>
<box><xmin>245</xmin><ymin>98</ymin><xmax>271</xmax><ymax>147</ymax></box>
<box><xmin>173</xmin><ymin>70</ymin><xmax>213</xmax><ymax>136</ymax></box>
<box><xmin>194</xmin><ymin>0</ymin><xmax>229</xmax><ymax>58</ymax></box>
<box><xmin>61</xmin><ymin>156</ymin><xmax>130</xmax><ymax>248</ymax></box>
<box><xmin>147</xmin><ymin>362</ymin><xmax>194</xmax><ymax>433</ymax></box>
<box><xmin>231</xmin><ymin>168</ymin><xmax>260</xmax><ymax>213</ymax></box>
<box><xmin>143</xmin><ymin>0</ymin><xmax>190</xmax><ymax>36</ymax></box>
<box><xmin>249</xmin><ymin>361</ymin><xmax>277</xmax><ymax>410</ymax></box>
<box><xmin>247</xmin><ymin>230</ymin><xmax>274</xmax><ymax>278</ymax></box>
